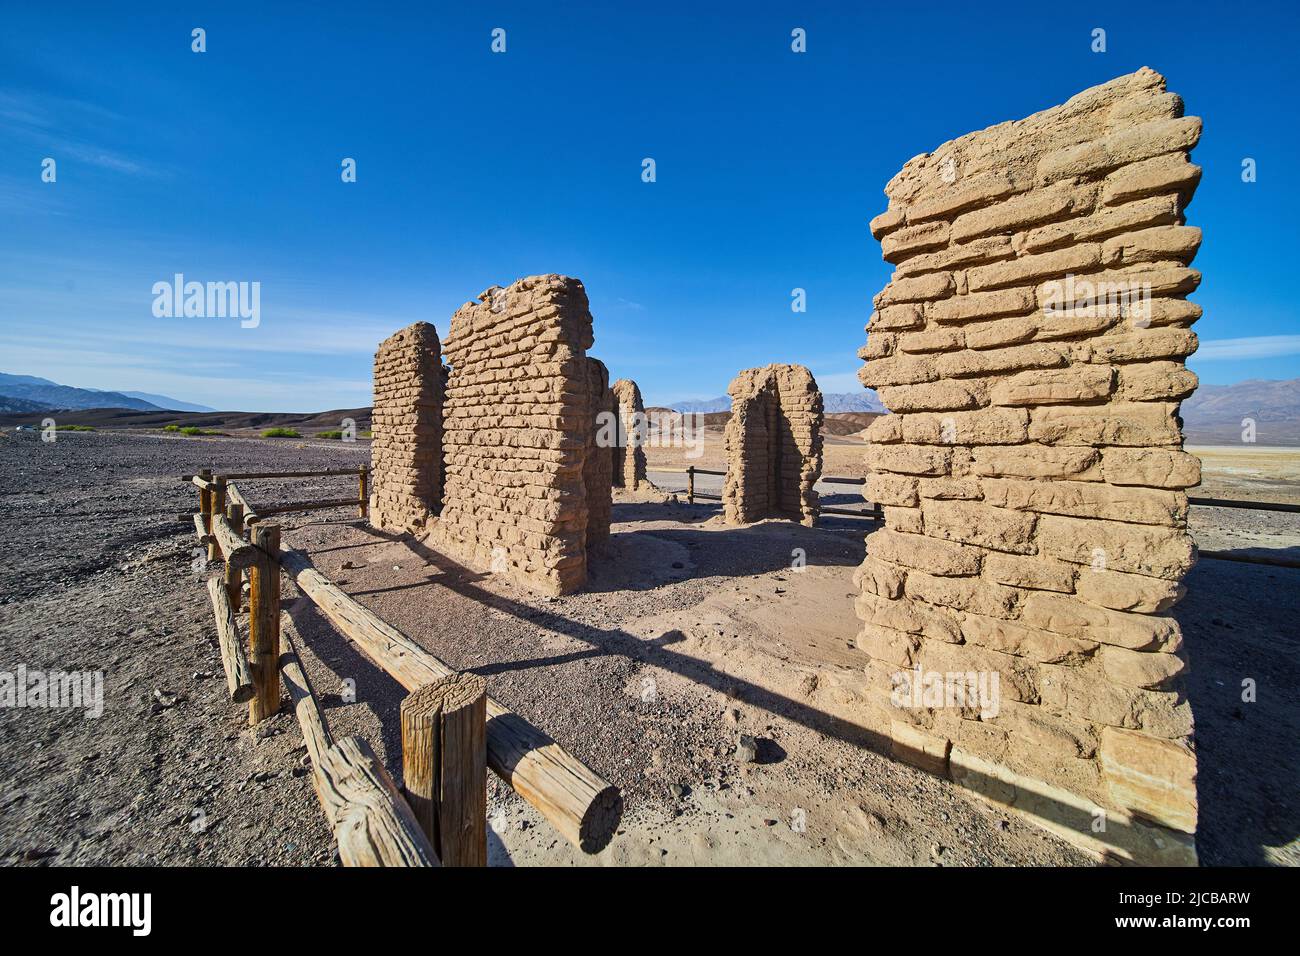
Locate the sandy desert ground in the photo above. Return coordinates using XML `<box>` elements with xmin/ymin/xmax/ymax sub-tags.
<box><xmin>1</xmin><ymin>427</ymin><xmax>1296</xmax><ymax>867</ymax></box>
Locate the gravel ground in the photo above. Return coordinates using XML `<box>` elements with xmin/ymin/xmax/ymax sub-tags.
<box><xmin>0</xmin><ymin>429</ymin><xmax>1295</xmax><ymax>866</ymax></box>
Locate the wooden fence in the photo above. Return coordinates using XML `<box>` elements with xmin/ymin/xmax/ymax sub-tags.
<box><xmin>184</xmin><ymin>467</ymin><xmax>621</xmax><ymax>867</ymax></box>
<box><xmin>651</xmin><ymin>466</ymin><xmax>883</xmax><ymax>519</ymax></box>
<box><xmin>647</xmin><ymin>466</ymin><xmax>1300</xmax><ymax>567</ymax></box>
<box><xmin>180</xmin><ymin>462</ymin><xmax>1297</xmax><ymax>866</ymax></box>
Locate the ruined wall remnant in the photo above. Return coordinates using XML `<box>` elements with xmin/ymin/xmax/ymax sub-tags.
<box><xmin>370</xmin><ymin>321</ymin><xmax>445</xmax><ymax>533</ymax></box>
<box><xmin>611</xmin><ymin>378</ymin><xmax>648</xmax><ymax>490</ymax></box>
<box><xmin>723</xmin><ymin>365</ymin><xmax>823</xmax><ymax>526</ymax></box>
<box><xmin>584</xmin><ymin>359</ymin><xmax>614</xmax><ymax>549</ymax></box>
<box><xmin>855</xmin><ymin>68</ymin><xmax>1202</xmax><ymax>864</ymax></box>
<box><xmin>436</xmin><ymin>275</ymin><xmax>603</xmax><ymax>595</ymax></box>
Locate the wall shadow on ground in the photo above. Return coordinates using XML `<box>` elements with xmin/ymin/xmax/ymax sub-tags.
<box><xmin>299</xmin><ymin>520</ymin><xmax>882</xmax><ymax>759</ymax></box>
<box><xmin>1175</xmin><ymin>551</ymin><xmax>1300</xmax><ymax>865</ymax></box>
<box><xmin>582</xmin><ymin>504</ymin><xmax>864</xmax><ymax>594</ymax></box>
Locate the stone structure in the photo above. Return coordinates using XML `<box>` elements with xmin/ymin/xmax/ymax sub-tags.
<box><xmin>855</xmin><ymin>68</ymin><xmax>1202</xmax><ymax>864</ymax></box>
<box><xmin>722</xmin><ymin>365</ymin><xmax>823</xmax><ymax>526</ymax></box>
<box><xmin>584</xmin><ymin>359</ymin><xmax>614</xmax><ymax>548</ymax></box>
<box><xmin>610</xmin><ymin>378</ymin><xmax>648</xmax><ymax>490</ymax></box>
<box><xmin>436</xmin><ymin>275</ymin><xmax>607</xmax><ymax>595</ymax></box>
<box><xmin>370</xmin><ymin>322</ymin><xmax>445</xmax><ymax>533</ymax></box>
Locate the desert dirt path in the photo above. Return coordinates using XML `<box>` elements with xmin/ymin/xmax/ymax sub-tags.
<box><xmin>1</xmin><ymin>430</ymin><xmax>1296</xmax><ymax>865</ymax></box>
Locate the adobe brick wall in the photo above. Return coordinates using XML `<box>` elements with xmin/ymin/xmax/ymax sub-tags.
<box><xmin>435</xmin><ymin>275</ymin><xmax>602</xmax><ymax>596</ymax></box>
<box><xmin>855</xmin><ymin>68</ymin><xmax>1202</xmax><ymax>864</ymax></box>
<box><xmin>370</xmin><ymin>321</ymin><xmax>445</xmax><ymax>533</ymax></box>
<box><xmin>585</xmin><ymin>358</ymin><xmax>614</xmax><ymax>548</ymax></box>
<box><xmin>611</xmin><ymin>378</ymin><xmax>647</xmax><ymax>490</ymax></box>
<box><xmin>723</xmin><ymin>364</ymin><xmax>823</xmax><ymax>526</ymax></box>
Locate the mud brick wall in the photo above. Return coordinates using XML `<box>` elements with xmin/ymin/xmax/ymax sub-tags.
<box><xmin>370</xmin><ymin>322</ymin><xmax>445</xmax><ymax>533</ymax></box>
<box><xmin>723</xmin><ymin>364</ymin><xmax>823</xmax><ymax>526</ymax></box>
<box><xmin>584</xmin><ymin>359</ymin><xmax>614</xmax><ymax>548</ymax></box>
<box><xmin>611</xmin><ymin>378</ymin><xmax>648</xmax><ymax>490</ymax></box>
<box><xmin>855</xmin><ymin>69</ymin><xmax>1202</xmax><ymax>864</ymax></box>
<box><xmin>436</xmin><ymin>275</ymin><xmax>601</xmax><ymax>596</ymax></box>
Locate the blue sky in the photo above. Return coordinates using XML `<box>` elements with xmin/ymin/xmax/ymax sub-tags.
<box><xmin>2</xmin><ymin>1</ymin><xmax>1297</xmax><ymax>411</ymax></box>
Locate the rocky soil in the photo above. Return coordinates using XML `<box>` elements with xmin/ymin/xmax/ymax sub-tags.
<box><xmin>0</xmin><ymin>429</ymin><xmax>1295</xmax><ymax>866</ymax></box>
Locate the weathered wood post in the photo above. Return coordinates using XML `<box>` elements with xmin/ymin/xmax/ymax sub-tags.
<box><xmin>210</xmin><ymin>477</ymin><xmax>227</xmax><ymax>562</ymax></box>
<box><xmin>248</xmin><ymin>522</ymin><xmax>282</xmax><ymax>724</ymax></box>
<box><xmin>687</xmin><ymin>465</ymin><xmax>695</xmax><ymax>505</ymax></box>
<box><xmin>358</xmin><ymin>465</ymin><xmax>368</xmax><ymax>519</ymax></box>
<box><xmin>225</xmin><ymin>501</ymin><xmax>245</xmax><ymax>612</ymax></box>
<box><xmin>198</xmin><ymin>468</ymin><xmax>213</xmax><ymax>547</ymax></box>
<box><xmin>207</xmin><ymin>577</ymin><xmax>255</xmax><ymax>703</ymax></box>
<box><xmin>400</xmin><ymin>673</ymin><xmax>487</xmax><ymax>866</ymax></box>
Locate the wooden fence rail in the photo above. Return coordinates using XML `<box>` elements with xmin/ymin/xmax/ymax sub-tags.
<box><xmin>226</xmin><ymin>483</ymin><xmax>259</xmax><ymax>524</ymax></box>
<box><xmin>253</xmin><ymin>497</ymin><xmax>364</xmax><ymax>518</ymax></box>
<box><xmin>653</xmin><ymin>465</ymin><xmax>877</xmax><ymax>512</ymax></box>
<box><xmin>185</xmin><ymin>469</ymin><xmax>368</xmax><ymax>524</ymax></box>
<box><xmin>207</xmin><ymin>577</ymin><xmax>254</xmax><ymax>703</ymax></box>
<box><xmin>1188</xmin><ymin>496</ymin><xmax>1300</xmax><ymax>515</ymax></box>
<box><xmin>279</xmin><ymin>620</ymin><xmax>437</xmax><ymax>867</ymax></box>
<box><xmin>184</xmin><ymin>467</ymin><xmax>621</xmax><ymax>865</ymax></box>
<box><xmin>184</xmin><ymin>467</ymin><xmax>368</xmax><ymax>481</ymax></box>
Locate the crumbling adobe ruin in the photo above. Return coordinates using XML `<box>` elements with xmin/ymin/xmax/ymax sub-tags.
<box><xmin>611</xmin><ymin>378</ymin><xmax>648</xmax><ymax>490</ymax></box>
<box><xmin>370</xmin><ymin>322</ymin><xmax>445</xmax><ymax>533</ymax></box>
<box><xmin>434</xmin><ymin>275</ymin><xmax>611</xmax><ymax>596</ymax></box>
<box><xmin>584</xmin><ymin>358</ymin><xmax>615</xmax><ymax>550</ymax></box>
<box><xmin>855</xmin><ymin>68</ymin><xmax>1202</xmax><ymax>864</ymax></box>
<box><xmin>723</xmin><ymin>364</ymin><xmax>824</xmax><ymax>526</ymax></box>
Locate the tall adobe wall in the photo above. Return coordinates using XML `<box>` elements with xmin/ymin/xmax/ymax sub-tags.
<box><xmin>856</xmin><ymin>69</ymin><xmax>1202</xmax><ymax>865</ymax></box>
<box><xmin>370</xmin><ymin>321</ymin><xmax>445</xmax><ymax>533</ymax></box>
<box><xmin>584</xmin><ymin>358</ymin><xmax>614</xmax><ymax>548</ymax></box>
<box><xmin>723</xmin><ymin>364</ymin><xmax>823</xmax><ymax>526</ymax></box>
<box><xmin>437</xmin><ymin>275</ymin><xmax>603</xmax><ymax>596</ymax></box>
<box><xmin>611</xmin><ymin>378</ymin><xmax>648</xmax><ymax>490</ymax></box>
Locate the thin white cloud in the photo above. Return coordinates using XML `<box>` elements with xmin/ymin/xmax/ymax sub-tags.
<box><xmin>0</xmin><ymin>89</ymin><xmax>161</xmax><ymax>178</ymax></box>
<box><xmin>57</xmin><ymin>142</ymin><xmax>147</xmax><ymax>175</ymax></box>
<box><xmin>1195</xmin><ymin>335</ymin><xmax>1300</xmax><ymax>361</ymax></box>
<box><xmin>0</xmin><ymin>313</ymin><xmax>409</xmax><ymax>358</ymax></box>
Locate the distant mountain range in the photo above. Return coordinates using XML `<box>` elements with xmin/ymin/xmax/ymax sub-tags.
<box><xmin>115</xmin><ymin>390</ymin><xmax>216</xmax><ymax>413</ymax></box>
<box><xmin>1180</xmin><ymin>377</ymin><xmax>1300</xmax><ymax>444</ymax></box>
<box><xmin>0</xmin><ymin>373</ymin><xmax>215</xmax><ymax>414</ymax></box>
<box><xmin>668</xmin><ymin>391</ymin><xmax>887</xmax><ymax>414</ymax></box>
<box><xmin>4</xmin><ymin>371</ymin><xmax>1298</xmax><ymax>445</ymax></box>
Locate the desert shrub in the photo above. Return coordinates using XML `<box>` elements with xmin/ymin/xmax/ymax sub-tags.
<box><xmin>56</xmin><ymin>424</ymin><xmax>95</xmax><ymax>432</ymax></box>
<box><xmin>316</xmin><ymin>430</ymin><xmax>343</xmax><ymax>440</ymax></box>
<box><xmin>162</xmin><ymin>424</ymin><xmax>181</xmax><ymax>432</ymax></box>
<box><xmin>178</xmin><ymin>426</ymin><xmax>225</xmax><ymax>436</ymax></box>
<box><xmin>262</xmin><ymin>427</ymin><xmax>301</xmax><ymax>438</ymax></box>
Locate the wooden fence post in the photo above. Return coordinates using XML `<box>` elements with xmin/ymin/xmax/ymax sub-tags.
<box><xmin>687</xmin><ymin>465</ymin><xmax>695</xmax><ymax>505</ymax></box>
<box><xmin>248</xmin><ymin>523</ymin><xmax>281</xmax><ymax>724</ymax></box>
<box><xmin>400</xmin><ymin>673</ymin><xmax>487</xmax><ymax>866</ymax></box>
<box><xmin>226</xmin><ymin>501</ymin><xmax>245</xmax><ymax>612</ymax></box>
<box><xmin>359</xmin><ymin>465</ymin><xmax>368</xmax><ymax>519</ymax></box>
<box><xmin>210</xmin><ymin>477</ymin><xmax>227</xmax><ymax>562</ymax></box>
